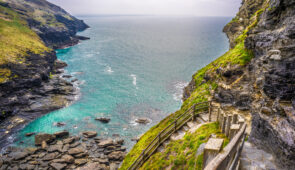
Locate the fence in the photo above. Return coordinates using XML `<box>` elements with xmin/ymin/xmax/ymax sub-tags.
<box><xmin>203</xmin><ymin>113</ymin><xmax>247</xmax><ymax>170</ymax></box>
<box><xmin>128</xmin><ymin>101</ymin><xmax>211</xmax><ymax>170</ymax></box>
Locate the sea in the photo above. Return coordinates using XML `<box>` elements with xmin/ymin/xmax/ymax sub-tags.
<box><xmin>15</xmin><ymin>16</ymin><xmax>230</xmax><ymax>149</ymax></box>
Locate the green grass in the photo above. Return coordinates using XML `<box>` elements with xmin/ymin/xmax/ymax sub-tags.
<box><xmin>0</xmin><ymin>5</ymin><xmax>51</xmax><ymax>83</ymax></box>
<box><xmin>140</xmin><ymin>123</ymin><xmax>229</xmax><ymax>170</ymax></box>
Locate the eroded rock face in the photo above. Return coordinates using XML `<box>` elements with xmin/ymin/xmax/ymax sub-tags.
<box><xmin>220</xmin><ymin>0</ymin><xmax>295</xmax><ymax>168</ymax></box>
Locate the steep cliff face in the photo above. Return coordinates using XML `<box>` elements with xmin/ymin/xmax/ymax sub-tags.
<box><xmin>0</xmin><ymin>0</ymin><xmax>86</xmax><ymax>148</ymax></box>
<box><xmin>1</xmin><ymin>0</ymin><xmax>89</xmax><ymax>49</ymax></box>
<box><xmin>218</xmin><ymin>0</ymin><xmax>295</xmax><ymax>168</ymax></box>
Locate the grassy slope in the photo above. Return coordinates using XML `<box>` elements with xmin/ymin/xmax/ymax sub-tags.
<box><xmin>0</xmin><ymin>4</ymin><xmax>50</xmax><ymax>83</ymax></box>
<box><xmin>141</xmin><ymin>123</ymin><xmax>229</xmax><ymax>170</ymax></box>
<box><xmin>120</xmin><ymin>1</ymin><xmax>269</xmax><ymax>169</ymax></box>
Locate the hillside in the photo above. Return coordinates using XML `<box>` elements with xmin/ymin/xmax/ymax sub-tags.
<box><xmin>121</xmin><ymin>0</ymin><xmax>295</xmax><ymax>169</ymax></box>
<box><xmin>0</xmin><ymin>0</ymin><xmax>88</xmax><ymax>148</ymax></box>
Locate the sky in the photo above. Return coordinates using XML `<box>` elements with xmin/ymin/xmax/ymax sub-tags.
<box><xmin>48</xmin><ymin>0</ymin><xmax>241</xmax><ymax>16</ymax></box>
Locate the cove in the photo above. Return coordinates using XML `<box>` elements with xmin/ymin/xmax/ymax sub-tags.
<box><xmin>15</xmin><ymin>16</ymin><xmax>230</xmax><ymax>149</ymax></box>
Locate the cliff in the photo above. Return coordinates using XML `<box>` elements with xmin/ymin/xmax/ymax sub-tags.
<box><xmin>122</xmin><ymin>0</ymin><xmax>295</xmax><ymax>169</ymax></box>
<box><xmin>0</xmin><ymin>0</ymin><xmax>88</xmax><ymax>148</ymax></box>
<box><xmin>1</xmin><ymin>0</ymin><xmax>89</xmax><ymax>49</ymax></box>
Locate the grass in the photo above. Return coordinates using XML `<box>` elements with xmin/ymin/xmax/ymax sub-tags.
<box><xmin>120</xmin><ymin>1</ymin><xmax>269</xmax><ymax>169</ymax></box>
<box><xmin>140</xmin><ymin>123</ymin><xmax>229</xmax><ymax>170</ymax></box>
<box><xmin>0</xmin><ymin>5</ymin><xmax>51</xmax><ymax>83</ymax></box>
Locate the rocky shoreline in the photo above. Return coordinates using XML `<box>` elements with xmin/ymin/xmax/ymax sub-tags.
<box><xmin>0</xmin><ymin>131</ymin><xmax>126</xmax><ymax>170</ymax></box>
<box><xmin>0</xmin><ymin>59</ymin><xmax>80</xmax><ymax>150</ymax></box>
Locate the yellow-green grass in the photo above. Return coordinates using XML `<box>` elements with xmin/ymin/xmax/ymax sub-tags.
<box><xmin>141</xmin><ymin>123</ymin><xmax>229</xmax><ymax>170</ymax></box>
<box><xmin>0</xmin><ymin>5</ymin><xmax>50</xmax><ymax>83</ymax></box>
<box><xmin>120</xmin><ymin>1</ymin><xmax>269</xmax><ymax>169</ymax></box>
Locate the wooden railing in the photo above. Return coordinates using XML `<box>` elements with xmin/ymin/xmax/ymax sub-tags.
<box><xmin>203</xmin><ymin>113</ymin><xmax>247</xmax><ymax>170</ymax></box>
<box><xmin>128</xmin><ymin>101</ymin><xmax>211</xmax><ymax>170</ymax></box>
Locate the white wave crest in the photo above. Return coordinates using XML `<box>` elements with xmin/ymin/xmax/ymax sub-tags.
<box><xmin>105</xmin><ymin>66</ymin><xmax>114</xmax><ymax>73</ymax></box>
<box><xmin>173</xmin><ymin>81</ymin><xmax>188</xmax><ymax>102</ymax></box>
<box><xmin>130</xmin><ymin>74</ymin><xmax>137</xmax><ymax>86</ymax></box>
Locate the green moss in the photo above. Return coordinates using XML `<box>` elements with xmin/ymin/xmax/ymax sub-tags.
<box><xmin>140</xmin><ymin>123</ymin><xmax>229</xmax><ymax>170</ymax></box>
<box><xmin>0</xmin><ymin>5</ymin><xmax>51</xmax><ymax>83</ymax></box>
<box><xmin>121</xmin><ymin>1</ymin><xmax>269</xmax><ymax>169</ymax></box>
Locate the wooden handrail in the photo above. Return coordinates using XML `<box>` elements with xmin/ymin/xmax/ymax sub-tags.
<box><xmin>128</xmin><ymin>101</ymin><xmax>211</xmax><ymax>170</ymax></box>
<box><xmin>204</xmin><ymin>123</ymin><xmax>247</xmax><ymax>170</ymax></box>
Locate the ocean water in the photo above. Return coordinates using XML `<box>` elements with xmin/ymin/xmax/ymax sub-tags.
<box><xmin>16</xmin><ymin>16</ymin><xmax>230</xmax><ymax>149</ymax></box>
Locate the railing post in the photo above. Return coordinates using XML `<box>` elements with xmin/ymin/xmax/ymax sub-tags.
<box><xmin>192</xmin><ymin>105</ymin><xmax>195</xmax><ymax>121</ymax></box>
<box><xmin>221</xmin><ymin>114</ymin><xmax>226</xmax><ymax>133</ymax></box>
<box><xmin>158</xmin><ymin>134</ymin><xmax>161</xmax><ymax>146</ymax></box>
<box><xmin>174</xmin><ymin>121</ymin><xmax>177</xmax><ymax>132</ymax></box>
<box><xmin>217</xmin><ymin>108</ymin><xmax>220</xmax><ymax>123</ymax></box>
<box><xmin>225</xmin><ymin>114</ymin><xmax>233</xmax><ymax>137</ymax></box>
<box><xmin>208</xmin><ymin>101</ymin><xmax>212</xmax><ymax>122</ymax></box>
<box><xmin>232</xmin><ymin>114</ymin><xmax>238</xmax><ymax>124</ymax></box>
<box><xmin>229</xmin><ymin>124</ymin><xmax>240</xmax><ymax>140</ymax></box>
<box><xmin>203</xmin><ymin>138</ymin><xmax>224</xmax><ymax>169</ymax></box>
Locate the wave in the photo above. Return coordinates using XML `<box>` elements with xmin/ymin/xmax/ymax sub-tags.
<box><xmin>130</xmin><ymin>74</ymin><xmax>137</xmax><ymax>87</ymax></box>
<box><xmin>172</xmin><ymin>81</ymin><xmax>188</xmax><ymax>102</ymax></box>
<box><xmin>105</xmin><ymin>66</ymin><xmax>114</xmax><ymax>73</ymax></box>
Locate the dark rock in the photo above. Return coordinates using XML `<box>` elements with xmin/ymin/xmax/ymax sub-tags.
<box><xmin>76</xmin><ymin>162</ymin><xmax>104</xmax><ymax>170</ymax></box>
<box><xmin>43</xmin><ymin>152</ymin><xmax>58</xmax><ymax>161</ymax></box>
<box><xmin>135</xmin><ymin>118</ymin><xmax>150</xmax><ymax>124</ymax></box>
<box><xmin>12</xmin><ymin>152</ymin><xmax>29</xmax><ymax>160</ymax></box>
<box><xmin>54</xmin><ymin>122</ymin><xmax>66</xmax><ymax>127</ymax></box>
<box><xmin>95</xmin><ymin>117</ymin><xmax>111</xmax><ymax>123</ymax></box>
<box><xmin>68</xmin><ymin>147</ymin><xmax>84</xmax><ymax>155</ymax></box>
<box><xmin>131</xmin><ymin>137</ymin><xmax>140</xmax><ymax>142</ymax></box>
<box><xmin>50</xmin><ymin>163</ymin><xmax>67</xmax><ymax>170</ymax></box>
<box><xmin>108</xmin><ymin>151</ymin><xmax>125</xmax><ymax>161</ymax></box>
<box><xmin>48</xmin><ymin>144</ymin><xmax>63</xmax><ymax>153</ymax></box>
<box><xmin>261</xmin><ymin>107</ymin><xmax>272</xmax><ymax>115</ymax></box>
<box><xmin>82</xmin><ymin>131</ymin><xmax>97</xmax><ymax>138</ymax></box>
<box><xmin>74</xmin><ymin>159</ymin><xmax>87</xmax><ymax>166</ymax></box>
<box><xmin>63</xmin><ymin>137</ymin><xmax>75</xmax><ymax>144</ymax></box>
<box><xmin>25</xmin><ymin>132</ymin><xmax>35</xmax><ymax>137</ymax></box>
<box><xmin>35</xmin><ymin>133</ymin><xmax>56</xmax><ymax>146</ymax></box>
<box><xmin>61</xmin><ymin>155</ymin><xmax>74</xmax><ymax>163</ymax></box>
<box><xmin>98</xmin><ymin>139</ymin><xmax>114</xmax><ymax>148</ymax></box>
<box><xmin>54</xmin><ymin>131</ymin><xmax>69</xmax><ymax>138</ymax></box>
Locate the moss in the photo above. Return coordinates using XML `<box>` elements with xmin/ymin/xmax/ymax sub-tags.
<box><xmin>140</xmin><ymin>123</ymin><xmax>229</xmax><ymax>170</ymax></box>
<box><xmin>121</xmin><ymin>1</ymin><xmax>269</xmax><ymax>169</ymax></box>
<box><xmin>0</xmin><ymin>5</ymin><xmax>51</xmax><ymax>82</ymax></box>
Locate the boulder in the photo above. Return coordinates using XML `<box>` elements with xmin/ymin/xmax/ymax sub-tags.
<box><xmin>54</xmin><ymin>131</ymin><xmax>69</xmax><ymax>138</ymax></box>
<box><xmin>50</xmin><ymin>163</ymin><xmax>67</xmax><ymax>170</ymax></box>
<box><xmin>12</xmin><ymin>152</ymin><xmax>29</xmax><ymax>160</ymax></box>
<box><xmin>76</xmin><ymin>162</ymin><xmax>104</xmax><ymax>170</ymax></box>
<box><xmin>63</xmin><ymin>137</ymin><xmax>75</xmax><ymax>144</ymax></box>
<box><xmin>25</xmin><ymin>132</ymin><xmax>35</xmax><ymax>137</ymax></box>
<box><xmin>82</xmin><ymin>131</ymin><xmax>97</xmax><ymax>138</ymax></box>
<box><xmin>43</xmin><ymin>152</ymin><xmax>58</xmax><ymax>161</ymax></box>
<box><xmin>48</xmin><ymin>145</ymin><xmax>63</xmax><ymax>153</ymax></box>
<box><xmin>61</xmin><ymin>155</ymin><xmax>74</xmax><ymax>163</ymax></box>
<box><xmin>135</xmin><ymin>118</ymin><xmax>150</xmax><ymax>124</ymax></box>
<box><xmin>108</xmin><ymin>151</ymin><xmax>125</xmax><ymax>160</ymax></box>
<box><xmin>53</xmin><ymin>122</ymin><xmax>66</xmax><ymax>127</ymax></box>
<box><xmin>74</xmin><ymin>159</ymin><xmax>87</xmax><ymax>166</ymax></box>
<box><xmin>95</xmin><ymin>117</ymin><xmax>111</xmax><ymax>123</ymax></box>
<box><xmin>68</xmin><ymin>147</ymin><xmax>84</xmax><ymax>155</ymax></box>
<box><xmin>261</xmin><ymin>107</ymin><xmax>272</xmax><ymax>115</ymax></box>
<box><xmin>35</xmin><ymin>133</ymin><xmax>56</xmax><ymax>146</ymax></box>
<box><xmin>98</xmin><ymin>139</ymin><xmax>113</xmax><ymax>148</ymax></box>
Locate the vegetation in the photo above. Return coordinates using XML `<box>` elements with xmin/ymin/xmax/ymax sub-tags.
<box><xmin>120</xmin><ymin>1</ymin><xmax>269</xmax><ymax>169</ymax></box>
<box><xmin>140</xmin><ymin>123</ymin><xmax>229</xmax><ymax>170</ymax></box>
<box><xmin>0</xmin><ymin>5</ymin><xmax>50</xmax><ymax>83</ymax></box>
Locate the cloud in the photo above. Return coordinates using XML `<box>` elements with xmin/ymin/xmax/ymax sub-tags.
<box><xmin>48</xmin><ymin>0</ymin><xmax>241</xmax><ymax>16</ymax></box>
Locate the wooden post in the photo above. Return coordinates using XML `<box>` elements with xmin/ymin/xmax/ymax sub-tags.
<box><xmin>221</xmin><ymin>114</ymin><xmax>227</xmax><ymax>133</ymax></box>
<box><xmin>208</xmin><ymin>101</ymin><xmax>212</xmax><ymax>122</ymax></box>
<box><xmin>174</xmin><ymin>121</ymin><xmax>177</xmax><ymax>132</ymax></box>
<box><xmin>232</xmin><ymin>114</ymin><xmax>238</xmax><ymax>124</ymax></box>
<box><xmin>217</xmin><ymin>108</ymin><xmax>220</xmax><ymax>123</ymax></box>
<box><xmin>158</xmin><ymin>134</ymin><xmax>161</xmax><ymax>145</ymax></box>
<box><xmin>225</xmin><ymin>114</ymin><xmax>233</xmax><ymax>137</ymax></box>
<box><xmin>229</xmin><ymin>124</ymin><xmax>240</xmax><ymax>140</ymax></box>
<box><xmin>203</xmin><ymin>138</ymin><xmax>224</xmax><ymax>169</ymax></box>
<box><xmin>192</xmin><ymin>109</ymin><xmax>195</xmax><ymax>121</ymax></box>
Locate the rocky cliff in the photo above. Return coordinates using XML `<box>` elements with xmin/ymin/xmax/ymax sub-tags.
<box><xmin>0</xmin><ymin>0</ymin><xmax>88</xmax><ymax>148</ymax></box>
<box><xmin>216</xmin><ymin>0</ymin><xmax>295</xmax><ymax>168</ymax></box>
<box><xmin>123</xmin><ymin>0</ymin><xmax>295</xmax><ymax>169</ymax></box>
<box><xmin>1</xmin><ymin>0</ymin><xmax>89</xmax><ymax>49</ymax></box>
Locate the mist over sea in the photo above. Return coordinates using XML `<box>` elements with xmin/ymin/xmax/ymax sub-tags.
<box><xmin>15</xmin><ymin>16</ymin><xmax>230</xmax><ymax>149</ymax></box>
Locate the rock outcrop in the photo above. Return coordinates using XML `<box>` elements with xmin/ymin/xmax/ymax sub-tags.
<box><xmin>2</xmin><ymin>0</ymin><xmax>89</xmax><ymax>49</ymax></box>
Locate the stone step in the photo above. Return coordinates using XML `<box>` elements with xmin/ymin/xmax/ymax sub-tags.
<box><xmin>199</xmin><ymin>114</ymin><xmax>209</xmax><ymax>122</ymax></box>
<box><xmin>182</xmin><ymin>125</ymin><xmax>189</xmax><ymax>131</ymax></box>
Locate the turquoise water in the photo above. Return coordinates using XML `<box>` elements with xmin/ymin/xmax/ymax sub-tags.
<box><xmin>16</xmin><ymin>16</ymin><xmax>230</xmax><ymax>149</ymax></box>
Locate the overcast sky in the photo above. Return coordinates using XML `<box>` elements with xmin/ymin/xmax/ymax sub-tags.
<box><xmin>48</xmin><ymin>0</ymin><xmax>241</xmax><ymax>16</ymax></box>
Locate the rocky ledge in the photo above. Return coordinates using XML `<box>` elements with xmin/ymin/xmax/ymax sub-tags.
<box><xmin>0</xmin><ymin>131</ymin><xmax>126</xmax><ymax>170</ymax></box>
<box><xmin>0</xmin><ymin>60</ymin><xmax>79</xmax><ymax>149</ymax></box>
